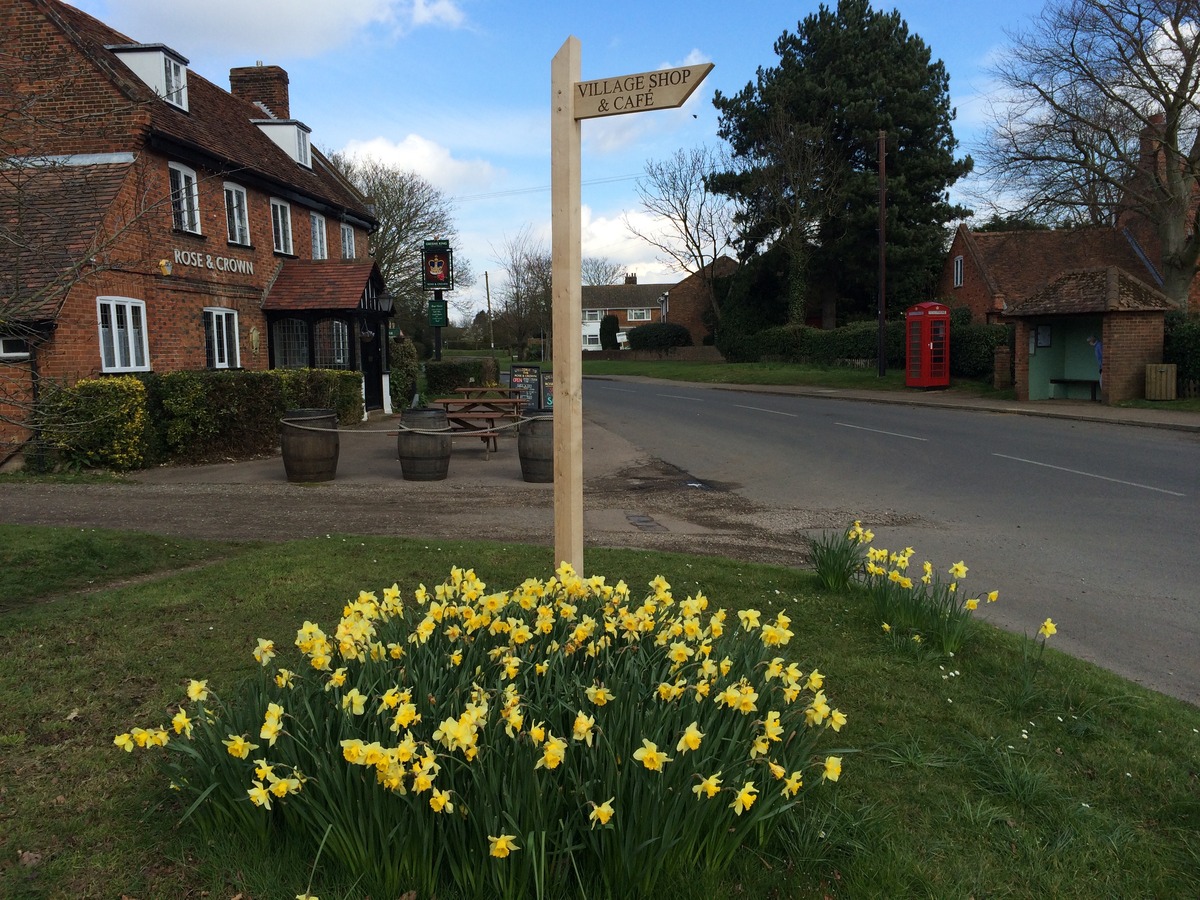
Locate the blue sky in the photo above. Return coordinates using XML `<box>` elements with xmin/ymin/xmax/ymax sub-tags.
<box><xmin>72</xmin><ymin>0</ymin><xmax>1045</xmax><ymax>318</ymax></box>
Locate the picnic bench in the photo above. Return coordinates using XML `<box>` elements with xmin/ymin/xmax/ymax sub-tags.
<box><xmin>430</xmin><ymin>395</ymin><xmax>527</xmax><ymax>453</ymax></box>
<box><xmin>1049</xmin><ymin>378</ymin><xmax>1100</xmax><ymax>401</ymax></box>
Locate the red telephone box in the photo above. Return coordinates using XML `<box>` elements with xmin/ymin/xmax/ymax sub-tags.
<box><xmin>905</xmin><ymin>302</ymin><xmax>950</xmax><ymax>388</ymax></box>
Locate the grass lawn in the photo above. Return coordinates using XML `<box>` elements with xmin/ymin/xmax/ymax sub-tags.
<box><xmin>1</xmin><ymin>526</ymin><xmax>1197</xmax><ymax>898</ymax></box>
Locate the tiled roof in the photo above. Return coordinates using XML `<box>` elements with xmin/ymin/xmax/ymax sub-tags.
<box><xmin>1006</xmin><ymin>266</ymin><xmax>1175</xmax><ymax>316</ymax></box>
<box><xmin>263</xmin><ymin>260</ymin><xmax>381</xmax><ymax>311</ymax></box>
<box><xmin>45</xmin><ymin>0</ymin><xmax>373</xmax><ymax>224</ymax></box>
<box><xmin>965</xmin><ymin>228</ymin><xmax>1155</xmax><ymax>306</ymax></box>
<box><xmin>582</xmin><ymin>282</ymin><xmax>672</xmax><ymax>310</ymax></box>
<box><xmin>0</xmin><ymin>161</ymin><xmax>133</xmax><ymax>321</ymax></box>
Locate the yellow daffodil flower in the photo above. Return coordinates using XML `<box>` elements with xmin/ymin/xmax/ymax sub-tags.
<box><xmin>730</xmin><ymin>781</ymin><xmax>758</xmax><ymax>815</ymax></box>
<box><xmin>632</xmin><ymin>738</ymin><xmax>672</xmax><ymax>772</ymax></box>
<box><xmin>223</xmin><ymin>734</ymin><xmax>257</xmax><ymax>759</ymax></box>
<box><xmin>186</xmin><ymin>679</ymin><xmax>209</xmax><ymax>702</ymax></box>
<box><xmin>965</xmin><ymin>598</ymin><xmax>979</xmax><ymax>611</ymax></box>
<box><xmin>987</xmin><ymin>590</ymin><xmax>1000</xmax><ymax>603</ymax></box>
<box><xmin>430</xmin><ymin>788</ymin><xmax>454</xmax><ymax>813</ymax></box>
<box><xmin>782</xmin><ymin>770</ymin><xmax>803</xmax><ymax>797</ymax></box>
<box><xmin>253</xmin><ymin>638</ymin><xmax>275</xmax><ymax>667</ymax></box>
<box><xmin>823</xmin><ymin>755</ymin><xmax>843</xmax><ymax>782</ymax></box>
<box><xmin>275</xmin><ymin>669</ymin><xmax>295</xmax><ymax>689</ymax></box>
<box><xmin>171</xmin><ymin>710</ymin><xmax>192</xmax><ymax>738</ymax></box>
<box><xmin>536</xmin><ymin>734</ymin><xmax>567</xmax><ymax>770</ymax></box>
<box><xmin>693</xmin><ymin>772</ymin><xmax>722</xmax><ymax>799</ymax></box>
<box><xmin>829</xmin><ymin>709</ymin><xmax>848</xmax><ymax>732</ymax></box>
<box><xmin>589</xmin><ymin>797</ymin><xmax>615</xmax><ymax>827</ymax></box>
<box><xmin>342</xmin><ymin>688</ymin><xmax>367</xmax><ymax>716</ymax></box>
<box><xmin>737</xmin><ymin>609</ymin><xmax>761</xmax><ymax>630</ymax></box>
<box><xmin>113</xmin><ymin>732</ymin><xmax>134</xmax><ymax>752</ymax></box>
<box><xmin>489</xmin><ymin>833</ymin><xmax>518</xmax><ymax>858</ymax></box>
<box><xmin>1039</xmin><ymin>618</ymin><xmax>1057</xmax><ymax>638</ymax></box>
<box><xmin>676</xmin><ymin>721</ymin><xmax>704</xmax><ymax>753</ymax></box>
<box><xmin>247</xmin><ymin>780</ymin><xmax>272</xmax><ymax>809</ymax></box>
<box><xmin>882</xmin><ymin>622</ymin><xmax>891</xmax><ymax>633</ymax></box>
<box><xmin>586</xmin><ymin>685</ymin><xmax>612</xmax><ymax>706</ymax></box>
<box><xmin>949</xmin><ymin>561</ymin><xmax>968</xmax><ymax>579</ymax></box>
<box><xmin>572</xmin><ymin>711</ymin><xmax>596</xmax><ymax>747</ymax></box>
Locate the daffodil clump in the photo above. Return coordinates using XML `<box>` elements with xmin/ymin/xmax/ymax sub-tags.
<box><xmin>863</xmin><ymin>542</ymin><xmax>999</xmax><ymax>656</ymax></box>
<box><xmin>115</xmin><ymin>565</ymin><xmax>847</xmax><ymax>899</ymax></box>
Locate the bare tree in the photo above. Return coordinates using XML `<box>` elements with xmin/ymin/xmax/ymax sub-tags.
<box><xmin>581</xmin><ymin>256</ymin><xmax>624</xmax><ymax>285</ymax></box>
<box><xmin>625</xmin><ymin>146</ymin><xmax>735</xmax><ymax>322</ymax></box>
<box><xmin>979</xmin><ymin>0</ymin><xmax>1200</xmax><ymax>303</ymax></box>
<box><xmin>326</xmin><ymin>154</ymin><xmax>473</xmax><ymax>342</ymax></box>
<box><xmin>492</xmin><ymin>225</ymin><xmax>552</xmax><ymax>352</ymax></box>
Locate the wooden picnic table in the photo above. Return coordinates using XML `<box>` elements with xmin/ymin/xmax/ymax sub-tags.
<box><xmin>430</xmin><ymin>396</ymin><xmax>526</xmax><ymax>453</ymax></box>
<box><xmin>454</xmin><ymin>386</ymin><xmax>524</xmax><ymax>399</ymax></box>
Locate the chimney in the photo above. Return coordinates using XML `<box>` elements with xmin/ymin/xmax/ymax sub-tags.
<box><xmin>624</xmin><ymin>273</ymin><xmax>637</xmax><ymax>285</ymax></box>
<box><xmin>230</xmin><ymin>63</ymin><xmax>290</xmax><ymax>119</ymax></box>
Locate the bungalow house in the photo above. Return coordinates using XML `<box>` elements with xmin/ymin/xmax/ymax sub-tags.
<box><xmin>580</xmin><ymin>257</ymin><xmax>736</xmax><ymax>349</ymax></box>
<box><xmin>0</xmin><ymin>0</ymin><xmax>389</xmax><ymax>461</ymax></box>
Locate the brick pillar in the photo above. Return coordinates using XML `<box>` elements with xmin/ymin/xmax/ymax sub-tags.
<box><xmin>993</xmin><ymin>345</ymin><xmax>1013</xmax><ymax>390</ymax></box>
<box><xmin>1012</xmin><ymin>321</ymin><xmax>1030</xmax><ymax>400</ymax></box>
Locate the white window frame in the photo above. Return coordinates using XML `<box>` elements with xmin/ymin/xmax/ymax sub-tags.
<box><xmin>584</xmin><ymin>333</ymin><xmax>601</xmax><ymax>347</ymax></box>
<box><xmin>203</xmin><ymin>308</ymin><xmax>240</xmax><ymax>369</ymax></box>
<box><xmin>341</xmin><ymin>223</ymin><xmax>356</xmax><ymax>259</ymax></box>
<box><xmin>953</xmin><ymin>255</ymin><xmax>964</xmax><ymax>288</ymax></box>
<box><xmin>163</xmin><ymin>55</ymin><xmax>188</xmax><ymax>110</ymax></box>
<box><xmin>583</xmin><ymin>309</ymin><xmax>602</xmax><ymax>322</ymax></box>
<box><xmin>0</xmin><ymin>336</ymin><xmax>31</xmax><ymax>359</ymax></box>
<box><xmin>271</xmin><ymin>198</ymin><xmax>293</xmax><ymax>255</ymax></box>
<box><xmin>310</xmin><ymin>212</ymin><xmax>327</xmax><ymax>260</ymax></box>
<box><xmin>223</xmin><ymin>183</ymin><xmax>249</xmax><ymax>245</ymax></box>
<box><xmin>168</xmin><ymin>162</ymin><xmax>200</xmax><ymax>234</ymax></box>
<box><xmin>97</xmin><ymin>296</ymin><xmax>150</xmax><ymax>372</ymax></box>
<box><xmin>296</xmin><ymin>129</ymin><xmax>311</xmax><ymax>168</ymax></box>
<box><xmin>628</xmin><ymin>308</ymin><xmax>652</xmax><ymax>322</ymax></box>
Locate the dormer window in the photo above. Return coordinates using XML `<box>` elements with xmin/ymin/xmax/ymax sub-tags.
<box><xmin>253</xmin><ymin>120</ymin><xmax>313</xmax><ymax>168</ymax></box>
<box><xmin>107</xmin><ymin>44</ymin><xmax>189</xmax><ymax>111</ymax></box>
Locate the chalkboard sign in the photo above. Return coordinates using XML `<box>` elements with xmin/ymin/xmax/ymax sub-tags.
<box><xmin>542</xmin><ymin>373</ymin><xmax>553</xmax><ymax>409</ymax></box>
<box><xmin>508</xmin><ymin>364</ymin><xmax>542</xmax><ymax>410</ymax></box>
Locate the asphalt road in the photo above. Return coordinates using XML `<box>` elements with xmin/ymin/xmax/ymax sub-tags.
<box><xmin>583</xmin><ymin>379</ymin><xmax>1200</xmax><ymax>705</ymax></box>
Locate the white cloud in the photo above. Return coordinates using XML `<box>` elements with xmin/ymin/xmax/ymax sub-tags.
<box><xmin>101</xmin><ymin>0</ymin><xmax>466</xmax><ymax>58</ymax></box>
<box><xmin>340</xmin><ymin>134</ymin><xmax>499</xmax><ymax>193</ymax></box>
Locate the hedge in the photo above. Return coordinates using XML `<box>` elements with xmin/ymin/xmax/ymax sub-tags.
<box><xmin>424</xmin><ymin>357</ymin><xmax>501</xmax><ymax>396</ymax></box>
<box><xmin>727</xmin><ymin>319</ymin><xmax>1008</xmax><ymax>378</ymax></box>
<box><xmin>1164</xmin><ymin>313</ymin><xmax>1200</xmax><ymax>387</ymax></box>
<box><xmin>626</xmin><ymin>322</ymin><xmax>693</xmax><ymax>351</ymax></box>
<box><xmin>35</xmin><ymin>369</ymin><xmax>363</xmax><ymax>470</ymax></box>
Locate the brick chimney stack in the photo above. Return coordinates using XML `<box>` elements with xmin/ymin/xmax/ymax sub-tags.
<box><xmin>624</xmin><ymin>273</ymin><xmax>637</xmax><ymax>284</ymax></box>
<box><xmin>229</xmin><ymin>63</ymin><xmax>290</xmax><ymax>119</ymax></box>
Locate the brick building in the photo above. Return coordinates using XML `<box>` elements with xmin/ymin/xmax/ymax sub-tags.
<box><xmin>1</xmin><ymin>0</ymin><xmax>388</xmax><ymax>461</ymax></box>
<box><xmin>580</xmin><ymin>257</ymin><xmax>735</xmax><ymax>348</ymax></box>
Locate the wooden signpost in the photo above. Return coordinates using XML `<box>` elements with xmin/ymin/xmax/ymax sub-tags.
<box><xmin>551</xmin><ymin>37</ymin><xmax>711</xmax><ymax>571</ymax></box>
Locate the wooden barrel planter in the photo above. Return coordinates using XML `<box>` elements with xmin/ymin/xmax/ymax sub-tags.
<box><xmin>397</xmin><ymin>407</ymin><xmax>452</xmax><ymax>481</ymax></box>
<box><xmin>279</xmin><ymin>408</ymin><xmax>339</xmax><ymax>483</ymax></box>
<box><xmin>517</xmin><ymin>409</ymin><xmax>553</xmax><ymax>483</ymax></box>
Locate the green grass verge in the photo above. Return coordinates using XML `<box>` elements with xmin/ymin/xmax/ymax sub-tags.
<box><xmin>0</xmin><ymin>524</ymin><xmax>249</xmax><ymax>608</ymax></box>
<box><xmin>1</xmin><ymin>527</ymin><xmax>1197</xmax><ymax>898</ymax></box>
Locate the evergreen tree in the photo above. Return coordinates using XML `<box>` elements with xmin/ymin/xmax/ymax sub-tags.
<box><xmin>712</xmin><ymin>0</ymin><xmax>972</xmax><ymax>319</ymax></box>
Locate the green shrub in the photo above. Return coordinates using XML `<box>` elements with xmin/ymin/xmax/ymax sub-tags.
<box><xmin>425</xmin><ymin>358</ymin><xmax>501</xmax><ymax>395</ymax></box>
<box><xmin>600</xmin><ymin>314</ymin><xmax>620</xmax><ymax>351</ymax></box>
<box><xmin>389</xmin><ymin>337</ymin><xmax>421</xmax><ymax>409</ymax></box>
<box><xmin>627</xmin><ymin>322</ymin><xmax>693</xmax><ymax>351</ymax></box>
<box><xmin>37</xmin><ymin>375</ymin><xmax>148</xmax><ymax>471</ymax></box>
<box><xmin>1164</xmin><ymin>313</ymin><xmax>1200</xmax><ymax>385</ymax></box>
<box><xmin>949</xmin><ymin>323</ymin><xmax>1010</xmax><ymax>378</ymax></box>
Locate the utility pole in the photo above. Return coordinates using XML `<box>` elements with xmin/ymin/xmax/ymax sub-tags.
<box><xmin>877</xmin><ymin>129</ymin><xmax>887</xmax><ymax>378</ymax></box>
<box><xmin>485</xmin><ymin>271</ymin><xmax>495</xmax><ymax>350</ymax></box>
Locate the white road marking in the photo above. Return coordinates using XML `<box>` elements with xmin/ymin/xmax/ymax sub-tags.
<box><xmin>993</xmin><ymin>453</ymin><xmax>1185</xmax><ymax>496</ymax></box>
<box><xmin>657</xmin><ymin>393</ymin><xmax>706</xmax><ymax>401</ymax></box>
<box><xmin>836</xmin><ymin>422</ymin><xmax>927</xmax><ymax>441</ymax></box>
<box><xmin>734</xmin><ymin>404</ymin><xmax>799</xmax><ymax>417</ymax></box>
